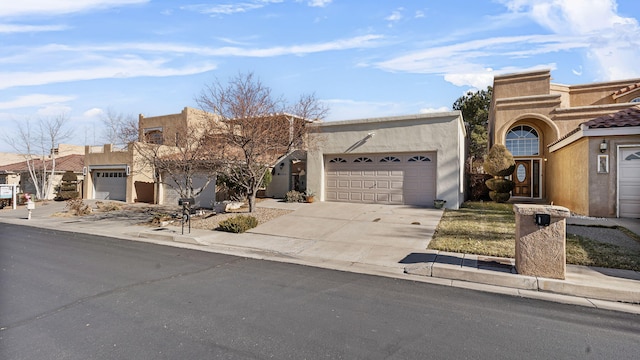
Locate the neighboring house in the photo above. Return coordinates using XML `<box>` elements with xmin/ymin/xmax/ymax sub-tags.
<box><xmin>489</xmin><ymin>69</ymin><xmax>640</xmax><ymax>218</ymax></box>
<box><xmin>0</xmin><ymin>153</ymin><xmax>84</xmax><ymax>200</ymax></box>
<box><xmin>83</xmin><ymin>107</ymin><xmax>217</xmax><ymax>207</ymax></box>
<box><xmin>266</xmin><ymin>149</ymin><xmax>308</xmax><ymax>198</ymax></box>
<box><xmin>304</xmin><ymin>112</ymin><xmax>467</xmax><ymax>209</ymax></box>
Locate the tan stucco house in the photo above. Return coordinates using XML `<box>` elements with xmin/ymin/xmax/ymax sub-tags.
<box><xmin>304</xmin><ymin>112</ymin><xmax>467</xmax><ymax>209</ymax></box>
<box><xmin>489</xmin><ymin>70</ymin><xmax>640</xmax><ymax>218</ymax></box>
<box><xmin>83</xmin><ymin>107</ymin><xmax>216</xmax><ymax>207</ymax></box>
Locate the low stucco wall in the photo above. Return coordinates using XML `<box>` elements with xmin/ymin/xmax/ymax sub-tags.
<box><xmin>307</xmin><ymin>112</ymin><xmax>466</xmax><ymax>209</ymax></box>
<box><xmin>547</xmin><ymin>138</ymin><xmax>589</xmax><ymax>215</ymax></box>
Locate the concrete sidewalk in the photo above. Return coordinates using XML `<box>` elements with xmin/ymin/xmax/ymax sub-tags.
<box><xmin>1</xmin><ymin>199</ymin><xmax>639</xmax><ymax>314</ymax></box>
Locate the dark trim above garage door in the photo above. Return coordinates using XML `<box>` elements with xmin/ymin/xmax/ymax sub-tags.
<box><xmin>324</xmin><ymin>152</ymin><xmax>436</xmax><ymax>206</ymax></box>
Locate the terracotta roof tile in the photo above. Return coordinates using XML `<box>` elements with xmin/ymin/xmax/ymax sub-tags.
<box><xmin>581</xmin><ymin>105</ymin><xmax>640</xmax><ymax>129</ymax></box>
<box><xmin>0</xmin><ymin>154</ymin><xmax>84</xmax><ymax>172</ymax></box>
<box><xmin>613</xmin><ymin>83</ymin><xmax>640</xmax><ymax>96</ymax></box>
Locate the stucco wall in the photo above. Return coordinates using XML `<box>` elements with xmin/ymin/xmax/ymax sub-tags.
<box><xmin>266</xmin><ymin>150</ymin><xmax>306</xmax><ymax>198</ymax></box>
<box><xmin>307</xmin><ymin>112</ymin><xmax>465</xmax><ymax>209</ymax></box>
<box><xmin>83</xmin><ymin>144</ymin><xmax>135</xmax><ymax>202</ymax></box>
<box><xmin>547</xmin><ymin>138</ymin><xmax>589</xmax><ymax>215</ymax></box>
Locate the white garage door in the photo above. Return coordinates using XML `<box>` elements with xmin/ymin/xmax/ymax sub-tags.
<box><xmin>93</xmin><ymin>170</ymin><xmax>126</xmax><ymax>201</ymax></box>
<box><xmin>325</xmin><ymin>153</ymin><xmax>436</xmax><ymax>206</ymax></box>
<box><xmin>619</xmin><ymin>147</ymin><xmax>640</xmax><ymax>218</ymax></box>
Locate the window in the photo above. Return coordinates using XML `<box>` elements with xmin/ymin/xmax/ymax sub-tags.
<box><xmin>380</xmin><ymin>156</ymin><xmax>400</xmax><ymax>162</ymax></box>
<box><xmin>408</xmin><ymin>155</ymin><xmax>431</xmax><ymax>162</ymax></box>
<box><xmin>144</xmin><ymin>128</ymin><xmax>164</xmax><ymax>145</ymax></box>
<box><xmin>329</xmin><ymin>157</ymin><xmax>347</xmax><ymax>163</ymax></box>
<box><xmin>354</xmin><ymin>157</ymin><xmax>372</xmax><ymax>163</ymax></box>
<box><xmin>625</xmin><ymin>151</ymin><xmax>640</xmax><ymax>160</ymax></box>
<box><xmin>631</xmin><ymin>97</ymin><xmax>640</xmax><ymax>103</ymax></box>
<box><xmin>506</xmin><ymin>125</ymin><xmax>539</xmax><ymax>156</ymax></box>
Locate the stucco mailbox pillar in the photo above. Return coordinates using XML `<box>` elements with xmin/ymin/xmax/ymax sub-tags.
<box><xmin>513</xmin><ymin>204</ymin><xmax>571</xmax><ymax>280</ymax></box>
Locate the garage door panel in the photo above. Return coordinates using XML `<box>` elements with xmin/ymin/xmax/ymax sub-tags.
<box><xmin>325</xmin><ymin>152</ymin><xmax>436</xmax><ymax>206</ymax></box>
<box><xmin>376</xmin><ymin>180</ymin><xmax>390</xmax><ymax>189</ymax></box>
<box><xmin>93</xmin><ymin>170</ymin><xmax>126</xmax><ymax>201</ymax></box>
<box><xmin>391</xmin><ymin>181</ymin><xmax>403</xmax><ymax>189</ymax></box>
<box><xmin>619</xmin><ymin>147</ymin><xmax>640</xmax><ymax>218</ymax></box>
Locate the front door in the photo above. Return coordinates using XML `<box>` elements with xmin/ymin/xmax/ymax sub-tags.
<box><xmin>513</xmin><ymin>160</ymin><xmax>531</xmax><ymax>197</ymax></box>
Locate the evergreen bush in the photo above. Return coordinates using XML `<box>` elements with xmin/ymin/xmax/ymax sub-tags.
<box><xmin>284</xmin><ymin>190</ymin><xmax>305</xmax><ymax>203</ymax></box>
<box><xmin>217</xmin><ymin>215</ymin><xmax>259</xmax><ymax>233</ymax></box>
<box><xmin>483</xmin><ymin>144</ymin><xmax>516</xmax><ymax>203</ymax></box>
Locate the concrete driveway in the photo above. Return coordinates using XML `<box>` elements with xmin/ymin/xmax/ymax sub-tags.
<box><xmin>238</xmin><ymin>200</ymin><xmax>444</xmax><ymax>270</ymax></box>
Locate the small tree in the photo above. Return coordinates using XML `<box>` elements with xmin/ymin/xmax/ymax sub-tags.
<box><xmin>452</xmin><ymin>86</ymin><xmax>492</xmax><ymax>172</ymax></box>
<box><xmin>483</xmin><ymin>144</ymin><xmax>515</xmax><ymax>203</ymax></box>
<box><xmin>3</xmin><ymin>115</ymin><xmax>71</xmax><ymax>200</ymax></box>
<box><xmin>196</xmin><ymin>72</ymin><xmax>328</xmax><ymax>212</ymax></box>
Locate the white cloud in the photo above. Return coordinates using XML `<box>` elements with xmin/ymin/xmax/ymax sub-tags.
<box><xmin>444</xmin><ymin>73</ymin><xmax>495</xmax><ymax>89</ymax></box>
<box><xmin>308</xmin><ymin>0</ymin><xmax>332</xmax><ymax>7</ymax></box>
<box><xmin>376</xmin><ymin>34</ymin><xmax>572</xmax><ymax>74</ymax></box>
<box><xmin>386</xmin><ymin>9</ymin><xmax>403</xmax><ymax>22</ymax></box>
<box><xmin>499</xmin><ymin>0</ymin><xmax>640</xmax><ymax>80</ymax></box>
<box><xmin>323</xmin><ymin>99</ymin><xmax>433</xmax><ymax>121</ymax></box>
<box><xmin>419</xmin><ymin>106</ymin><xmax>450</xmax><ymax>113</ymax></box>
<box><xmin>182</xmin><ymin>0</ymin><xmax>285</xmax><ymax>16</ymax></box>
<box><xmin>0</xmin><ymin>34</ymin><xmax>383</xmax><ymax>89</ymax></box>
<box><xmin>83</xmin><ymin>108</ymin><xmax>104</xmax><ymax>118</ymax></box>
<box><xmin>36</xmin><ymin>104</ymin><xmax>72</xmax><ymax>117</ymax></box>
<box><xmin>0</xmin><ymin>61</ymin><xmax>218</xmax><ymax>90</ymax></box>
<box><xmin>0</xmin><ymin>0</ymin><xmax>149</xmax><ymax>17</ymax></box>
<box><xmin>0</xmin><ymin>24</ymin><xmax>69</xmax><ymax>33</ymax></box>
<box><xmin>0</xmin><ymin>94</ymin><xmax>76</xmax><ymax>110</ymax></box>
<box><xmin>415</xmin><ymin>10</ymin><xmax>425</xmax><ymax>19</ymax></box>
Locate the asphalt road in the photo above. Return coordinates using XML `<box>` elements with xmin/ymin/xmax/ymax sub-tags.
<box><xmin>1</xmin><ymin>224</ymin><xmax>639</xmax><ymax>359</ymax></box>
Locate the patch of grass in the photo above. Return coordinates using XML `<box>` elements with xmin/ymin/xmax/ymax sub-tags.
<box><xmin>430</xmin><ymin>201</ymin><xmax>640</xmax><ymax>271</ymax></box>
<box><xmin>567</xmin><ymin>234</ymin><xmax>640</xmax><ymax>271</ymax></box>
<box><xmin>430</xmin><ymin>202</ymin><xmax>515</xmax><ymax>257</ymax></box>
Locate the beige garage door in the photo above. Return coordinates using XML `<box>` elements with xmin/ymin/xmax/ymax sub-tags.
<box><xmin>619</xmin><ymin>147</ymin><xmax>640</xmax><ymax>218</ymax></box>
<box><xmin>93</xmin><ymin>170</ymin><xmax>126</xmax><ymax>201</ymax></box>
<box><xmin>325</xmin><ymin>153</ymin><xmax>436</xmax><ymax>206</ymax></box>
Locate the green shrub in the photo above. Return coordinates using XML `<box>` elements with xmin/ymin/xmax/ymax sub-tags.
<box><xmin>483</xmin><ymin>144</ymin><xmax>516</xmax><ymax>177</ymax></box>
<box><xmin>284</xmin><ymin>190</ymin><xmax>304</xmax><ymax>203</ymax></box>
<box><xmin>483</xmin><ymin>144</ymin><xmax>516</xmax><ymax>203</ymax></box>
<box><xmin>217</xmin><ymin>215</ymin><xmax>258</xmax><ymax>233</ymax></box>
<box><xmin>486</xmin><ymin>177</ymin><xmax>515</xmax><ymax>193</ymax></box>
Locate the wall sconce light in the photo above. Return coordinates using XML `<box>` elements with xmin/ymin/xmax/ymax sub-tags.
<box><xmin>599</xmin><ymin>139</ymin><xmax>608</xmax><ymax>153</ymax></box>
<box><xmin>279</xmin><ymin>163</ymin><xmax>284</xmax><ymax>169</ymax></box>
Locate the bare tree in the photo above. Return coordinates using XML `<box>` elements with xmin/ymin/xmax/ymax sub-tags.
<box><xmin>3</xmin><ymin>114</ymin><xmax>72</xmax><ymax>200</ymax></box>
<box><xmin>132</xmin><ymin>112</ymin><xmax>220</xmax><ymax>203</ymax></box>
<box><xmin>196</xmin><ymin>72</ymin><xmax>328</xmax><ymax>212</ymax></box>
<box><xmin>101</xmin><ymin>108</ymin><xmax>139</xmax><ymax>145</ymax></box>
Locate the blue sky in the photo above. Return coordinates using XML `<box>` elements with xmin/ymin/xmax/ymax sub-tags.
<box><xmin>1</xmin><ymin>0</ymin><xmax>639</xmax><ymax>152</ymax></box>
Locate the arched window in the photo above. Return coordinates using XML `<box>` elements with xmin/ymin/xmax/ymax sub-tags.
<box><xmin>631</xmin><ymin>97</ymin><xmax>640</xmax><ymax>103</ymax></box>
<box><xmin>506</xmin><ymin>125</ymin><xmax>539</xmax><ymax>156</ymax></box>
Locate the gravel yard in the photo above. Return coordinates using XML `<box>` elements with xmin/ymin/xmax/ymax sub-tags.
<box><xmin>189</xmin><ymin>206</ymin><xmax>293</xmax><ymax>230</ymax></box>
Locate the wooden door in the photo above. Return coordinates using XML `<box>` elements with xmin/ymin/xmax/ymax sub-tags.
<box><xmin>513</xmin><ymin>160</ymin><xmax>531</xmax><ymax>197</ymax></box>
